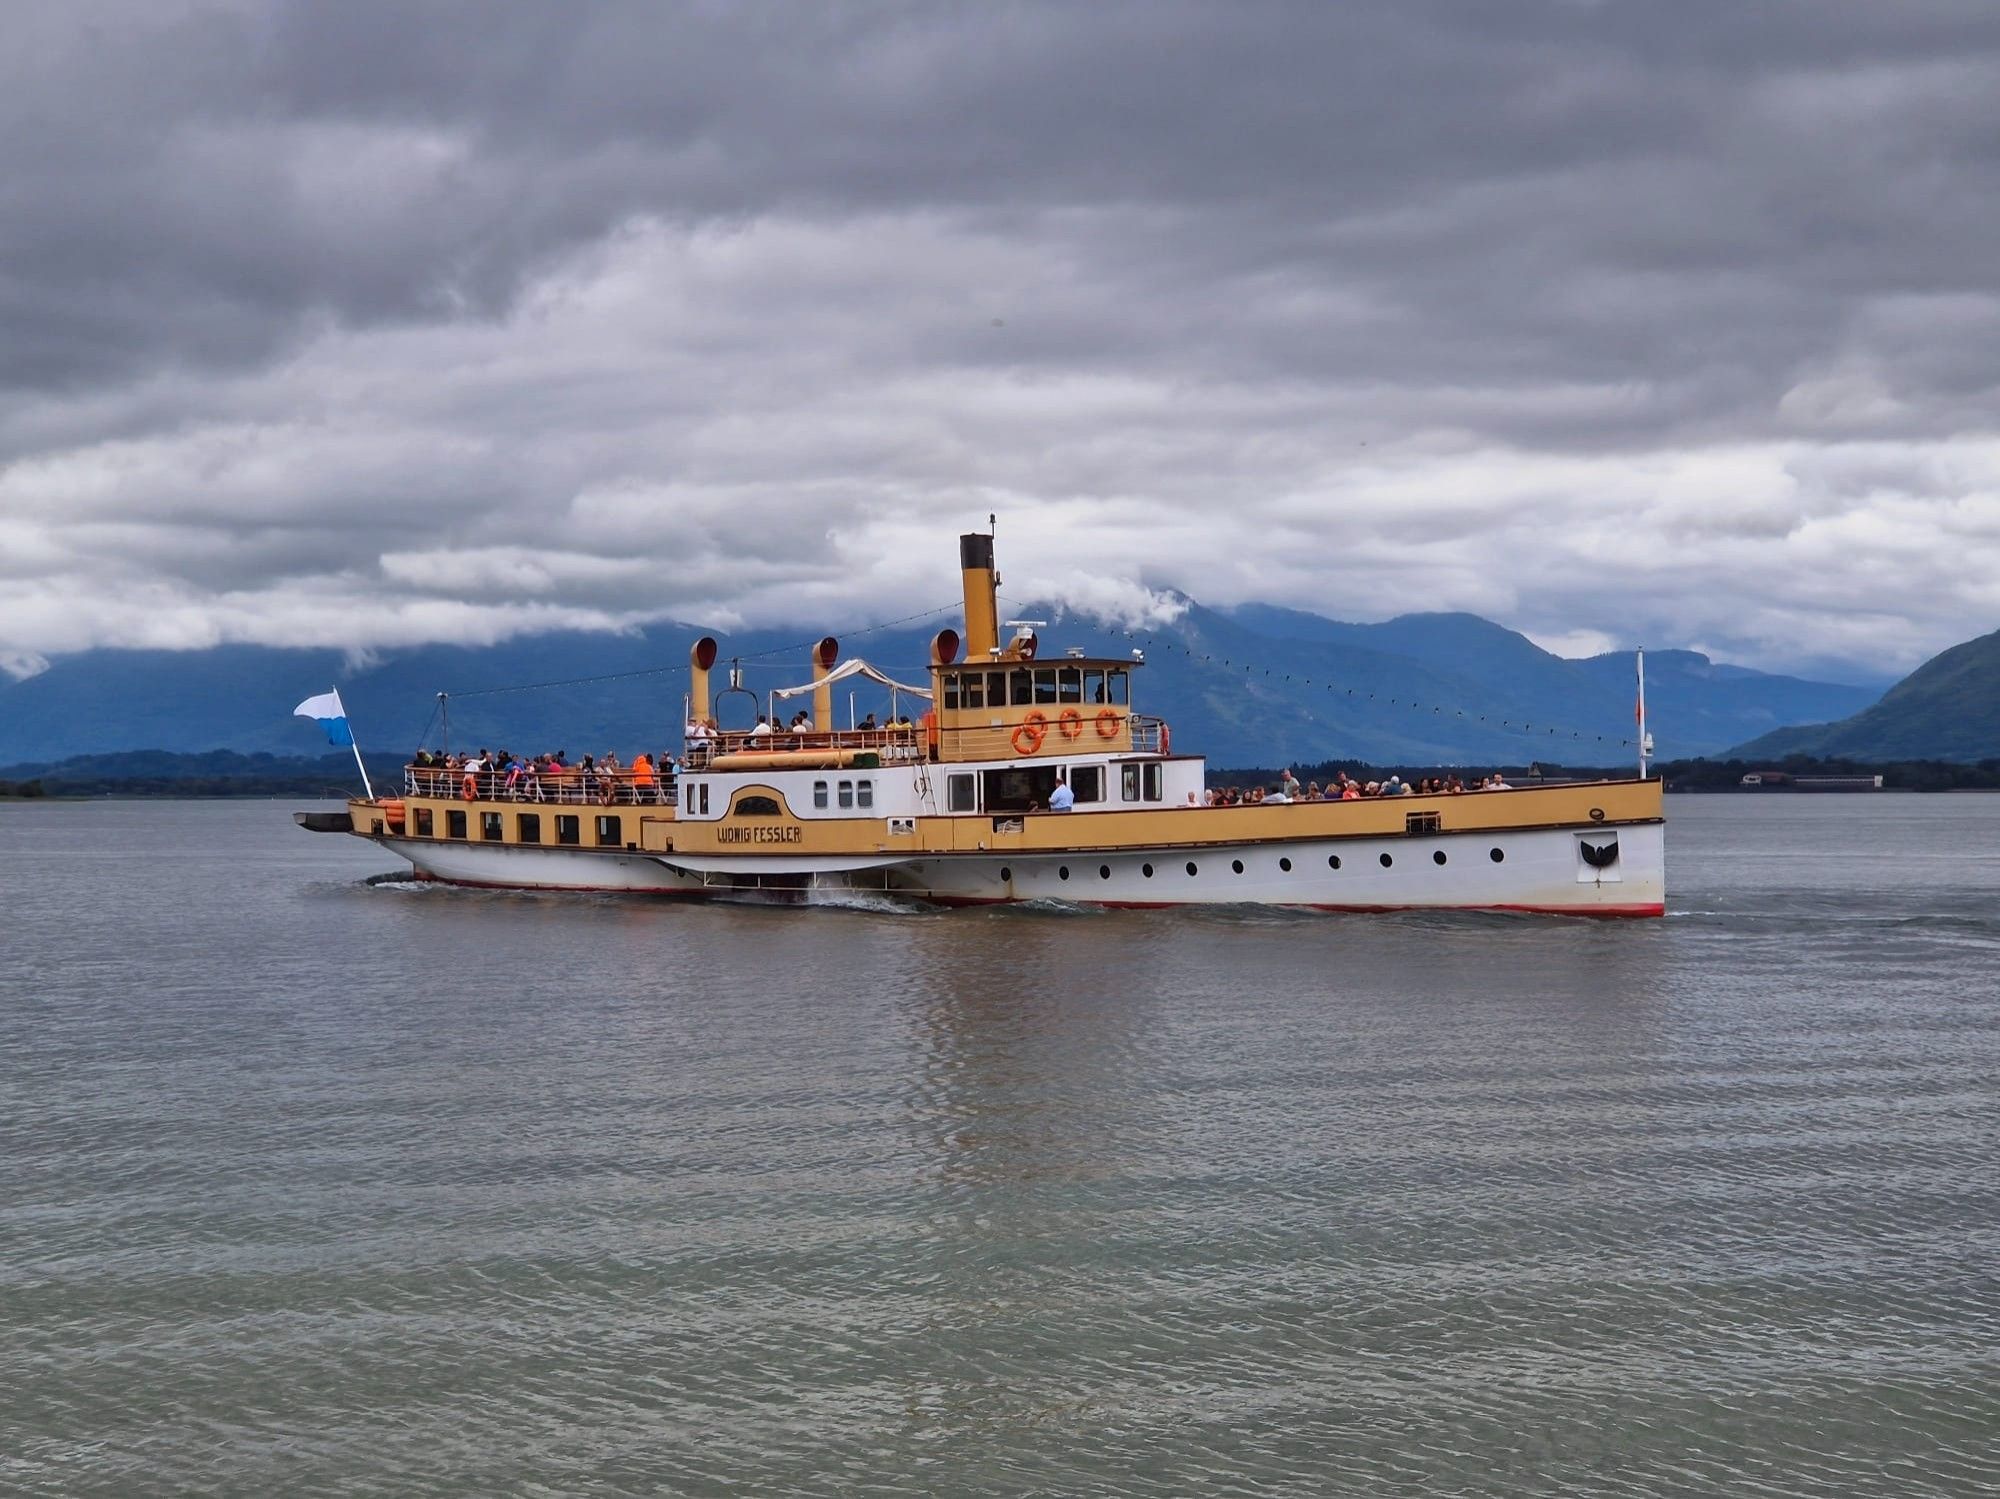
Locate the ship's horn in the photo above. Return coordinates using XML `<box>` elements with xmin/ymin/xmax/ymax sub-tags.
<box><xmin>689</xmin><ymin>636</ymin><xmax>718</xmax><ymax>724</ymax></box>
<box><xmin>812</xmin><ymin>635</ymin><xmax>839</xmax><ymax>730</ymax></box>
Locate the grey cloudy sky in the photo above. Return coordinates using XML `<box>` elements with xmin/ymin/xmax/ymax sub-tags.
<box><xmin>4</xmin><ymin>0</ymin><xmax>1999</xmax><ymax>684</ymax></box>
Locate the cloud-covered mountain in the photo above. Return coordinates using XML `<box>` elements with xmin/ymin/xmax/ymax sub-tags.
<box><xmin>0</xmin><ymin>601</ymin><xmax>1878</xmax><ymax>771</ymax></box>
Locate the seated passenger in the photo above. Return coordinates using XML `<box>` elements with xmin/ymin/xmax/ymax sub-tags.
<box><xmin>749</xmin><ymin>716</ymin><xmax>772</xmax><ymax>738</ymax></box>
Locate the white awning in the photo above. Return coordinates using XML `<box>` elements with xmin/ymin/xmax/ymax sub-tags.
<box><xmin>769</xmin><ymin>657</ymin><xmax>934</xmax><ymax>700</ymax></box>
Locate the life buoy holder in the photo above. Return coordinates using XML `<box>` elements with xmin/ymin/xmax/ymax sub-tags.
<box><xmin>1058</xmin><ymin>707</ymin><xmax>1084</xmax><ymax>740</ymax></box>
<box><xmin>1095</xmin><ymin>708</ymin><xmax>1120</xmax><ymax>739</ymax></box>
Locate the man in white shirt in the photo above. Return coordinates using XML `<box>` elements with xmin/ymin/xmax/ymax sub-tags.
<box><xmin>749</xmin><ymin>715</ymin><xmax>772</xmax><ymax>738</ymax></box>
<box><xmin>1049</xmin><ymin>774</ymin><xmax>1075</xmax><ymax>812</ymax></box>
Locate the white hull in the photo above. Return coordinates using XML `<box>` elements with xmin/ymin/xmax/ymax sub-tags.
<box><xmin>380</xmin><ymin>821</ymin><xmax>1663</xmax><ymax>916</ymax></box>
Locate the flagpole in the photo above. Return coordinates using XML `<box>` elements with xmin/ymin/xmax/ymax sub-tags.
<box><xmin>335</xmin><ymin>687</ymin><xmax>377</xmax><ymax>801</ymax></box>
<box><xmin>1636</xmin><ymin>647</ymin><xmax>1648</xmax><ymax>781</ymax></box>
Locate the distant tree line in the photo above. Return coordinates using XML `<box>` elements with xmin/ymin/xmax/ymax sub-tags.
<box><xmin>1216</xmin><ymin>753</ymin><xmax>2000</xmax><ymax>792</ymax></box>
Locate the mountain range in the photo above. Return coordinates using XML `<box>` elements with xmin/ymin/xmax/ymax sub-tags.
<box><xmin>0</xmin><ymin>598</ymin><xmax>1889</xmax><ymax>771</ymax></box>
<box><xmin>1730</xmin><ymin>627</ymin><xmax>2000</xmax><ymax>764</ymax></box>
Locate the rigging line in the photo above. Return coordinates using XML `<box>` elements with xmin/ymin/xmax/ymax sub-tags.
<box><xmin>1113</xmin><ymin>624</ymin><xmax>1638</xmax><ymax>749</ymax></box>
<box><xmin>446</xmin><ymin>599</ymin><xmax>963</xmax><ymax>700</ymax></box>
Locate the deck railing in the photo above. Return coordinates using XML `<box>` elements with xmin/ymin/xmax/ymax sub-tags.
<box><xmin>680</xmin><ymin>726</ymin><xmax>925</xmax><ymax>769</ymax></box>
<box><xmin>404</xmin><ymin>765</ymin><xmax>679</xmax><ymax>806</ymax></box>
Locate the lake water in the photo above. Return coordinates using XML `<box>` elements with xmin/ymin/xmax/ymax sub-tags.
<box><xmin>3</xmin><ymin>795</ymin><xmax>1997</xmax><ymax>1497</ymax></box>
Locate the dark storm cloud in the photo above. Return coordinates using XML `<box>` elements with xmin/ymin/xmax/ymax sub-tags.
<box><xmin>3</xmin><ymin>0</ymin><xmax>1999</xmax><ymax>677</ymax></box>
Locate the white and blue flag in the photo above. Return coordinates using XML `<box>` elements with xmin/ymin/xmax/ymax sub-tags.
<box><xmin>294</xmin><ymin>689</ymin><xmax>354</xmax><ymax>747</ymax></box>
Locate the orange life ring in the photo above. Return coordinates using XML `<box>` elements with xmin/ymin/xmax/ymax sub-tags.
<box><xmin>1095</xmin><ymin>708</ymin><xmax>1120</xmax><ymax>739</ymax></box>
<box><xmin>1058</xmin><ymin>707</ymin><xmax>1083</xmax><ymax>740</ymax></box>
<box><xmin>1011</xmin><ymin>722</ymin><xmax>1045</xmax><ymax>756</ymax></box>
<box><xmin>461</xmin><ymin>773</ymin><xmax>478</xmax><ymax>800</ymax></box>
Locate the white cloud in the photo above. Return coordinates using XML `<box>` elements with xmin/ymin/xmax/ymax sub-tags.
<box><xmin>1</xmin><ymin>3</ymin><xmax>1997</xmax><ymax>684</ymax></box>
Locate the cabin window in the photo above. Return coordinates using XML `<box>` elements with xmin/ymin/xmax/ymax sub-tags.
<box><xmin>595</xmin><ymin>815</ymin><xmax>622</xmax><ymax>847</ymax></box>
<box><xmin>856</xmin><ymin>780</ymin><xmax>874</xmax><ymax>809</ymax></box>
<box><xmin>1144</xmin><ymin>763</ymin><xmax>1163</xmax><ymax>801</ymax></box>
<box><xmin>1008</xmin><ymin>668</ymin><xmax>1031</xmax><ymax>708</ymax></box>
<box><xmin>961</xmin><ymin>673</ymin><xmax>984</xmax><ymax>709</ymax></box>
<box><xmin>414</xmin><ymin>807</ymin><xmax>434</xmax><ymax>837</ymax></box>
<box><xmin>517</xmin><ymin>813</ymin><xmax>541</xmax><ymax>843</ymax></box>
<box><xmin>1121</xmin><ymin>765</ymin><xmax>1141</xmax><ymax>802</ymax></box>
<box><xmin>556</xmin><ymin>815</ymin><xmax>580</xmax><ymax>846</ymax></box>
<box><xmin>694</xmin><ymin>784</ymin><xmax>709</xmax><ymax>816</ymax></box>
<box><xmin>813</xmin><ymin>780</ymin><xmax>829</xmax><ymax>809</ymax></box>
<box><xmin>481</xmin><ymin>811</ymin><xmax>504</xmax><ymax>841</ymax></box>
<box><xmin>1084</xmin><ymin>668</ymin><xmax>1106</xmax><ymax>704</ymax></box>
<box><xmin>948</xmin><ymin>773</ymin><xmax>976</xmax><ymax>812</ymax></box>
<box><xmin>1033</xmin><ymin>667</ymin><xmax>1058</xmax><ymax>705</ymax></box>
<box><xmin>1057</xmin><ymin>668</ymin><xmax>1083</xmax><ymax>703</ymax></box>
<box><xmin>1071</xmin><ymin>765</ymin><xmax>1104</xmax><ymax>803</ymax></box>
<box><xmin>838</xmin><ymin>780</ymin><xmax>854</xmax><ymax>809</ymax></box>
<box><xmin>1107</xmin><ymin>668</ymin><xmax>1130</xmax><ymax>704</ymax></box>
<box><xmin>735</xmin><ymin>795</ymin><xmax>781</xmax><ymax>816</ymax></box>
<box><xmin>446</xmin><ymin>809</ymin><xmax>467</xmax><ymax>839</ymax></box>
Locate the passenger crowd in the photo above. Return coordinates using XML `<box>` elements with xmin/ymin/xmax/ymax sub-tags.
<box><xmin>408</xmin><ymin>748</ymin><xmax>678</xmax><ymax>805</ymax></box>
<box><xmin>1201</xmin><ymin>770</ymin><xmax>1512</xmax><ymax>806</ymax></box>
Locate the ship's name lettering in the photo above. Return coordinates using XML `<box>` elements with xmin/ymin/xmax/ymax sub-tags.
<box><xmin>718</xmin><ymin>824</ymin><xmax>804</xmax><ymax>844</ymax></box>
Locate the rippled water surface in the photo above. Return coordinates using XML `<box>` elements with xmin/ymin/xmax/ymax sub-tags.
<box><xmin>4</xmin><ymin>795</ymin><xmax>1998</xmax><ymax>1496</ymax></box>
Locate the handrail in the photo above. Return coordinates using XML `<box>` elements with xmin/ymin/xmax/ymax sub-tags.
<box><xmin>681</xmin><ymin>726</ymin><xmax>923</xmax><ymax>768</ymax></box>
<box><xmin>404</xmin><ymin>764</ymin><xmax>678</xmax><ymax>806</ymax></box>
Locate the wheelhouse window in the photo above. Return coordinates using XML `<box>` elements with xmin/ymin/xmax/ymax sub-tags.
<box><xmin>556</xmin><ymin>815</ymin><xmax>580</xmax><ymax>846</ymax></box>
<box><xmin>480</xmin><ymin>811</ymin><xmax>504</xmax><ymax>841</ymax></box>
<box><xmin>595</xmin><ymin>815</ymin><xmax>623</xmax><ymax>847</ymax></box>
<box><xmin>1084</xmin><ymin>668</ymin><xmax>1106</xmax><ymax>704</ymax></box>
<box><xmin>446</xmin><ymin>809</ymin><xmax>467</xmax><ymax>839</ymax></box>
<box><xmin>1033</xmin><ymin>667</ymin><xmax>1059</xmax><ymax>705</ymax></box>
<box><xmin>1057</xmin><ymin>667</ymin><xmax>1083</xmax><ymax>703</ymax></box>
<box><xmin>960</xmin><ymin>674</ymin><xmax>984</xmax><ymax>709</ymax></box>
<box><xmin>516</xmin><ymin>813</ymin><xmax>542</xmax><ymax>842</ymax></box>
<box><xmin>1107</xmin><ymin>668</ymin><xmax>1130</xmax><ymax>704</ymax></box>
<box><xmin>948</xmin><ymin>773</ymin><xmax>976</xmax><ymax>812</ymax></box>
<box><xmin>1009</xmin><ymin>668</ymin><xmax>1031</xmax><ymax>707</ymax></box>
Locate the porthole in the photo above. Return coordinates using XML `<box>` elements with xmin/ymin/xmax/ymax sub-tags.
<box><xmin>1000</xmin><ymin>866</ymin><xmax>1012</xmax><ymax>881</ymax></box>
<box><xmin>1142</xmin><ymin>863</ymin><xmax>1154</xmax><ymax>878</ymax></box>
<box><xmin>1433</xmin><ymin>850</ymin><xmax>1447</xmax><ymax>866</ymax></box>
<box><xmin>1058</xmin><ymin>866</ymin><xmax>1070</xmax><ymax>881</ymax></box>
<box><xmin>1489</xmin><ymin>848</ymin><xmax>1505</xmax><ymax>863</ymax></box>
<box><xmin>1186</xmin><ymin>861</ymin><xmax>1199</xmax><ymax>877</ymax></box>
<box><xmin>1231</xmin><ymin>859</ymin><xmax>1245</xmax><ymax>874</ymax></box>
<box><xmin>1099</xmin><ymin>865</ymin><xmax>1112</xmax><ymax>880</ymax></box>
<box><xmin>1379</xmin><ymin>852</ymin><xmax>1394</xmax><ymax>868</ymax></box>
<box><xmin>1327</xmin><ymin>855</ymin><xmax>1341</xmax><ymax>871</ymax></box>
<box><xmin>1279</xmin><ymin>857</ymin><xmax>1293</xmax><ymax>872</ymax></box>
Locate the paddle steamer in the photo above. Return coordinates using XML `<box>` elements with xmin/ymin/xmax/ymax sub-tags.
<box><xmin>300</xmin><ymin>533</ymin><xmax>1665</xmax><ymax>915</ymax></box>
